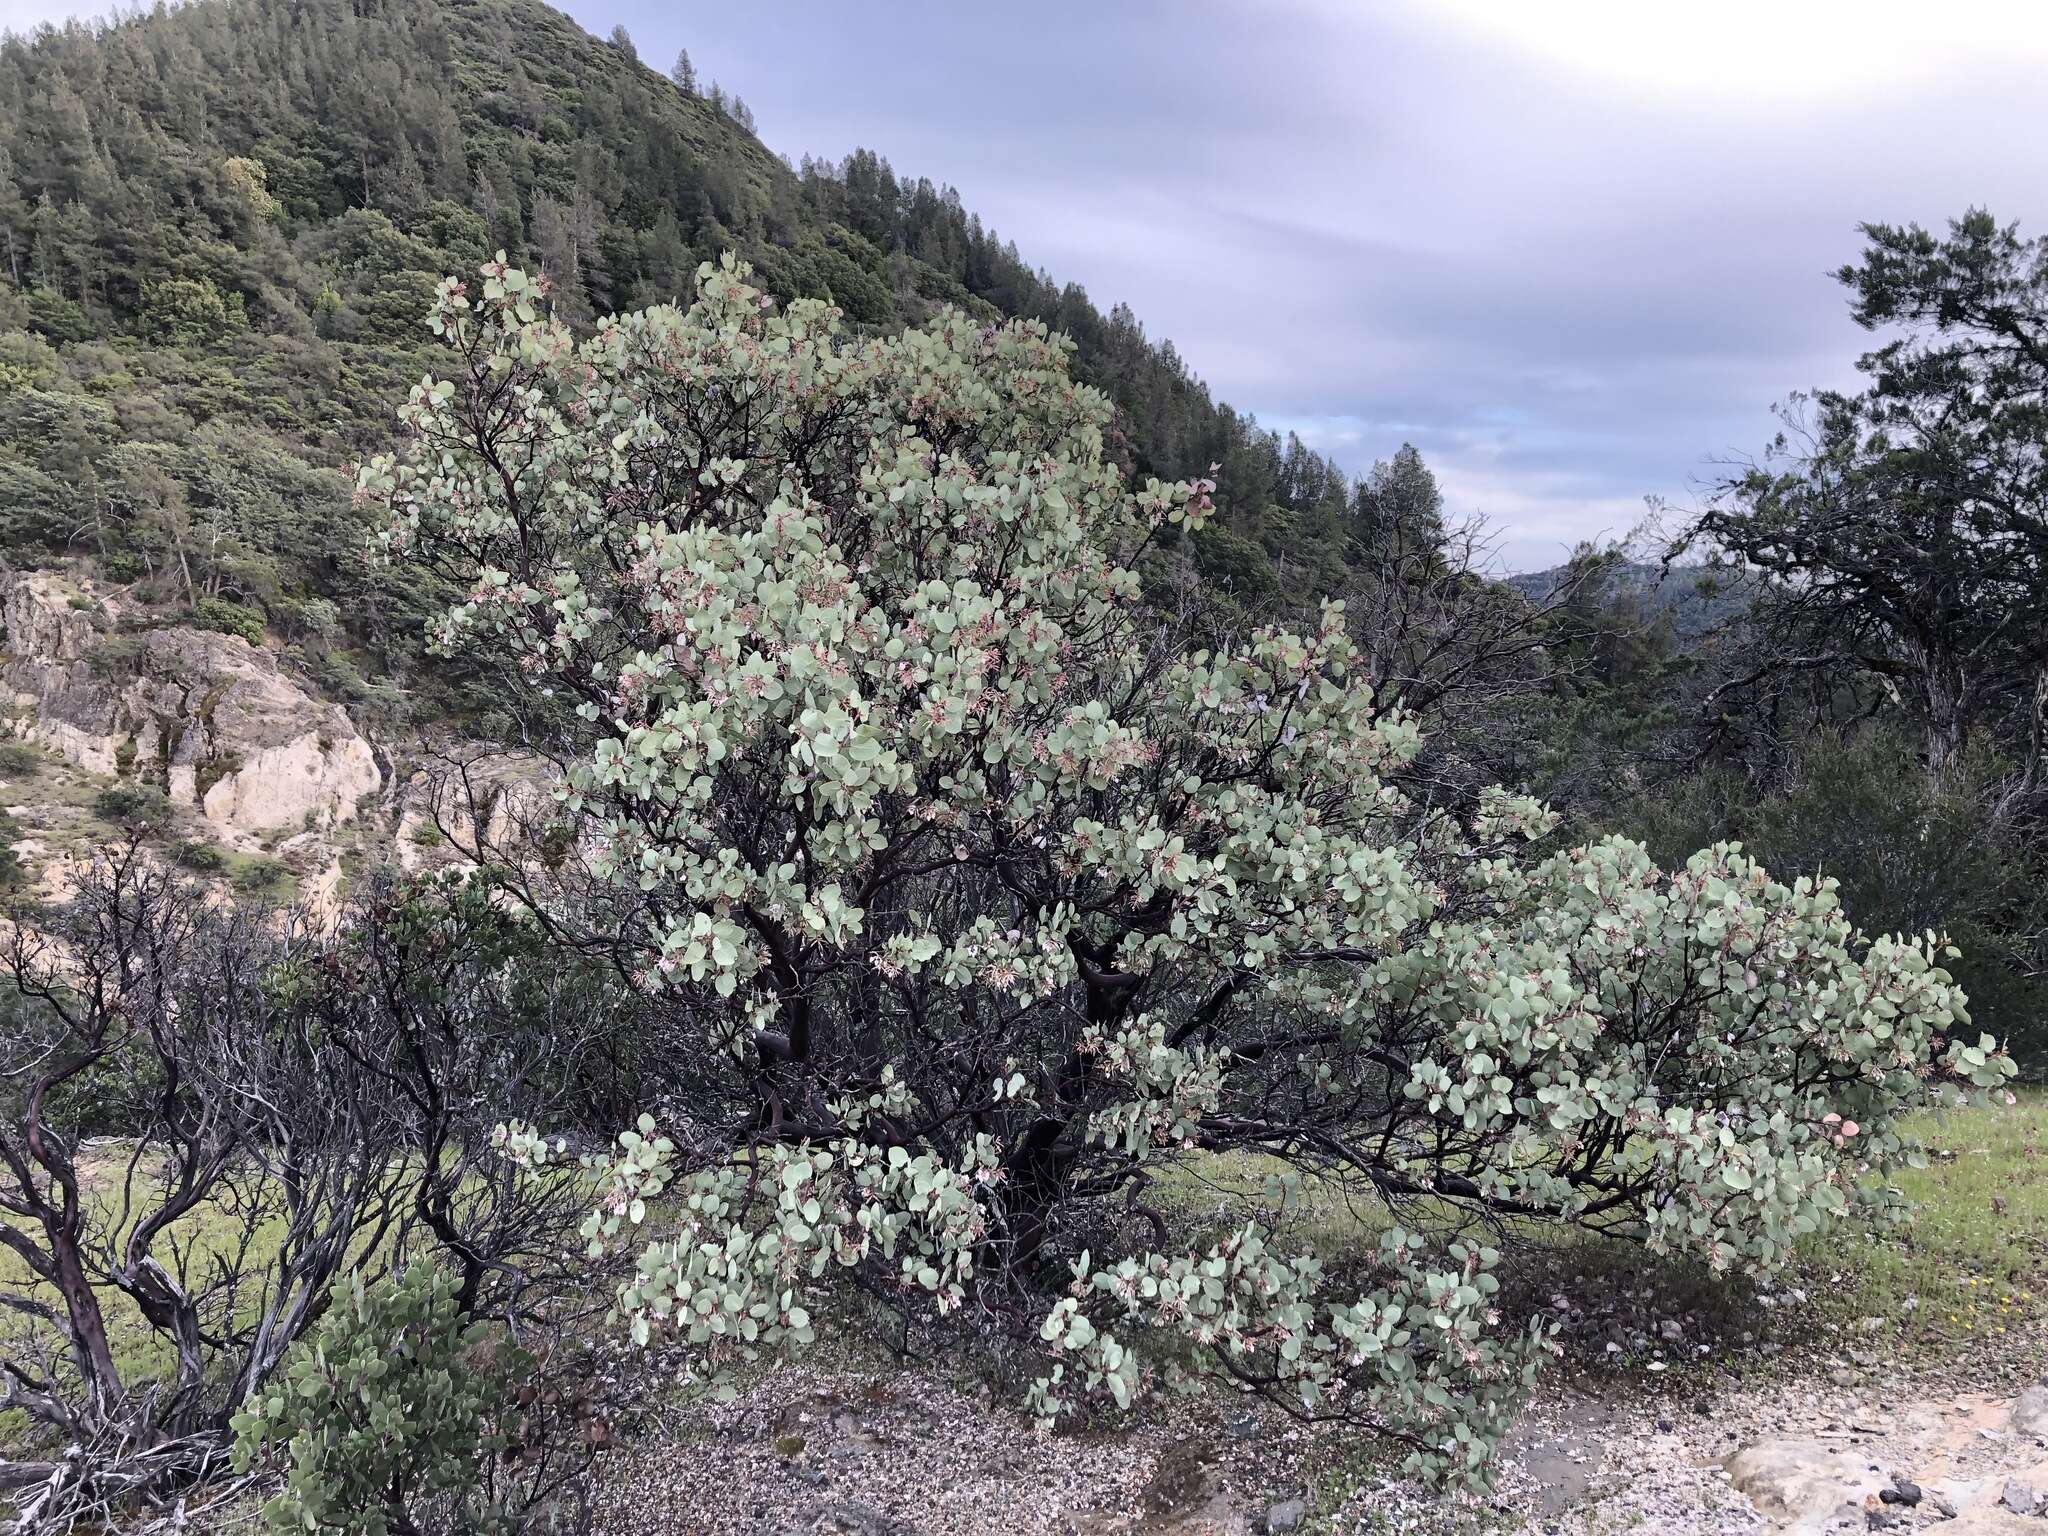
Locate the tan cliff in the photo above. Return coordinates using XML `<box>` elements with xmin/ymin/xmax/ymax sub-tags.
<box><xmin>2</xmin><ymin>570</ymin><xmax>380</xmax><ymax>848</ymax></box>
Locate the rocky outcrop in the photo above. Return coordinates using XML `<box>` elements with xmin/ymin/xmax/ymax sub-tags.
<box><xmin>2</xmin><ymin>570</ymin><xmax>380</xmax><ymax>845</ymax></box>
<box><xmin>1721</xmin><ymin>1387</ymin><xmax>2048</xmax><ymax>1534</ymax></box>
<box><xmin>2</xmin><ymin>572</ymin><xmax>124</xmax><ymax>773</ymax></box>
<box><xmin>396</xmin><ymin>748</ymin><xmax>559</xmax><ymax>872</ymax></box>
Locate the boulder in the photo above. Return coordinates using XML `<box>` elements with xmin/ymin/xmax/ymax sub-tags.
<box><xmin>1724</xmin><ymin>1439</ymin><xmax>1888</xmax><ymax>1522</ymax></box>
<box><xmin>2014</xmin><ymin>1386</ymin><xmax>2048</xmax><ymax>1439</ymax></box>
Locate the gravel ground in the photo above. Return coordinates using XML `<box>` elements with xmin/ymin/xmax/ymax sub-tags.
<box><xmin>582</xmin><ymin>1314</ymin><xmax>2048</xmax><ymax>1536</ymax></box>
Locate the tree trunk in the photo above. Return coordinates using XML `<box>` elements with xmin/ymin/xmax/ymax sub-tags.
<box><xmin>1917</xmin><ymin>646</ymin><xmax>1970</xmax><ymax>788</ymax></box>
<box><xmin>49</xmin><ymin>1232</ymin><xmax>125</xmax><ymax>1428</ymax></box>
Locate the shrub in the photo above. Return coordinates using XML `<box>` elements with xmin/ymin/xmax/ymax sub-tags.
<box><xmin>230</xmin><ymin>856</ymin><xmax>289</xmax><ymax>898</ymax></box>
<box><xmin>368</xmin><ymin>256</ymin><xmax>2017</xmax><ymax>1488</ymax></box>
<box><xmin>171</xmin><ymin>837</ymin><xmax>228</xmax><ymax>873</ymax></box>
<box><xmin>1</xmin><ymin>862</ymin><xmax>605</xmax><ymax>1527</ymax></box>
<box><xmin>93</xmin><ymin>781</ymin><xmax>172</xmax><ymax>828</ymax></box>
<box><xmin>24</xmin><ymin>286</ymin><xmax>92</xmax><ymax>343</ymax></box>
<box><xmin>1625</xmin><ymin>729</ymin><xmax>2048</xmax><ymax>1073</ymax></box>
<box><xmin>0</xmin><ymin>807</ymin><xmax>24</xmax><ymax>892</ymax></box>
<box><xmin>138</xmin><ymin>275</ymin><xmax>241</xmax><ymax>346</ymax></box>
<box><xmin>1191</xmin><ymin>521</ymin><xmax>1279</xmax><ymax>598</ymax></box>
<box><xmin>0</xmin><ymin>739</ymin><xmax>41</xmax><ymax>776</ymax></box>
<box><xmin>86</xmin><ymin>634</ymin><xmax>144</xmax><ymax>679</ymax></box>
<box><xmin>193</xmin><ymin>595</ymin><xmax>267</xmax><ymax>645</ymax></box>
<box><xmin>234</xmin><ymin>1262</ymin><xmax>503</xmax><ymax>1536</ymax></box>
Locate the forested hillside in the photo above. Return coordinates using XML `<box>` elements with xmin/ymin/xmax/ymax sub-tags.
<box><xmin>0</xmin><ymin>0</ymin><xmax>1374</xmax><ymax>724</ymax></box>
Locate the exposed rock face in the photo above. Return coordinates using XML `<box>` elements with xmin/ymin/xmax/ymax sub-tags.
<box><xmin>2</xmin><ymin>572</ymin><xmax>123</xmax><ymax>773</ymax></box>
<box><xmin>2</xmin><ymin>571</ymin><xmax>380</xmax><ymax>844</ymax></box>
<box><xmin>396</xmin><ymin>748</ymin><xmax>559</xmax><ymax>872</ymax></box>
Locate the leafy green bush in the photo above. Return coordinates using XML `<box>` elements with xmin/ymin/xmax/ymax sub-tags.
<box><xmin>0</xmin><ymin>739</ymin><xmax>41</xmax><ymax>776</ymax></box>
<box><xmin>93</xmin><ymin>781</ymin><xmax>172</xmax><ymax>828</ymax></box>
<box><xmin>234</xmin><ymin>1259</ymin><xmax>594</xmax><ymax>1536</ymax></box>
<box><xmin>86</xmin><ymin>634</ymin><xmax>143</xmax><ymax>679</ymax></box>
<box><xmin>1190</xmin><ymin>521</ymin><xmax>1279</xmax><ymax>598</ymax></box>
<box><xmin>0</xmin><ymin>806</ymin><xmax>25</xmax><ymax>893</ymax></box>
<box><xmin>138</xmin><ymin>276</ymin><xmax>242</xmax><ymax>345</ymax></box>
<box><xmin>231</xmin><ymin>857</ymin><xmax>290</xmax><ymax>898</ymax></box>
<box><xmin>171</xmin><ymin>838</ymin><xmax>228</xmax><ymax>873</ymax></box>
<box><xmin>376</xmin><ymin>258</ymin><xmax>2016</xmax><ymax>1488</ymax></box>
<box><xmin>193</xmin><ymin>595</ymin><xmax>267</xmax><ymax>645</ymax></box>
<box><xmin>234</xmin><ymin>1262</ymin><xmax>500</xmax><ymax>1536</ymax></box>
<box><xmin>24</xmin><ymin>286</ymin><xmax>92</xmax><ymax>343</ymax></box>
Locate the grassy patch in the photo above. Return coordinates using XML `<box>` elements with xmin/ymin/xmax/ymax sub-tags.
<box><xmin>1801</xmin><ymin>1089</ymin><xmax>2048</xmax><ymax>1349</ymax></box>
<box><xmin>1122</xmin><ymin>1093</ymin><xmax>2048</xmax><ymax>1389</ymax></box>
<box><xmin>0</xmin><ymin>1145</ymin><xmax>300</xmax><ymax>1451</ymax></box>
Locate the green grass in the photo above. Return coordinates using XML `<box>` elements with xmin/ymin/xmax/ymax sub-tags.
<box><xmin>0</xmin><ymin>1147</ymin><xmax>600</xmax><ymax>1463</ymax></box>
<box><xmin>1136</xmin><ymin>1092</ymin><xmax>2048</xmax><ymax>1366</ymax></box>
<box><xmin>0</xmin><ymin>1163</ymin><xmax>270</xmax><ymax>1458</ymax></box>
<box><xmin>1803</xmin><ymin>1089</ymin><xmax>2048</xmax><ymax>1347</ymax></box>
<box><xmin>0</xmin><ymin>1145</ymin><xmax>409</xmax><ymax>1455</ymax></box>
<box><xmin>0</xmin><ymin>1148</ymin><xmax>298</xmax><ymax>1449</ymax></box>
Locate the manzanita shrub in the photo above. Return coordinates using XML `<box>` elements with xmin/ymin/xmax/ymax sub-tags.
<box><xmin>366</xmin><ymin>255</ymin><xmax>2016</xmax><ymax>1486</ymax></box>
<box><xmin>233</xmin><ymin>1262</ymin><xmax>504</xmax><ymax>1536</ymax></box>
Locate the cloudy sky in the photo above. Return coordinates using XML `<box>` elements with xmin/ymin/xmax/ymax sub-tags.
<box><xmin>586</xmin><ymin>0</ymin><xmax>2048</xmax><ymax>570</ymax></box>
<box><xmin>11</xmin><ymin>0</ymin><xmax>2048</xmax><ymax>568</ymax></box>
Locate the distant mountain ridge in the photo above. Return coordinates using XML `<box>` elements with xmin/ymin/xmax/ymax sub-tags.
<box><xmin>1507</xmin><ymin>559</ymin><xmax>1757</xmax><ymax>651</ymax></box>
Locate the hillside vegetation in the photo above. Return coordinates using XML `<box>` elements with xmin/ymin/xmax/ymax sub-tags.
<box><xmin>0</xmin><ymin>0</ymin><xmax>1385</xmax><ymax>720</ymax></box>
<box><xmin>2</xmin><ymin>3</ymin><xmax>2047</xmax><ymax>1533</ymax></box>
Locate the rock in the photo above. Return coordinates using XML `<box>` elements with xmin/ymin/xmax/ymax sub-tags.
<box><xmin>1</xmin><ymin>571</ymin><xmax>380</xmax><ymax>843</ymax></box>
<box><xmin>1263</xmin><ymin>1498</ymin><xmax>1306</xmax><ymax>1533</ymax></box>
<box><xmin>1881</xmin><ymin>1476</ymin><xmax>1923</xmax><ymax>1507</ymax></box>
<box><xmin>1658</xmin><ymin>1319</ymin><xmax>1686</xmax><ymax>1343</ymax></box>
<box><xmin>1725</xmin><ymin>1440</ymin><xmax>1889</xmax><ymax>1521</ymax></box>
<box><xmin>2015</xmin><ymin>1386</ymin><xmax>2048</xmax><ymax>1438</ymax></box>
<box><xmin>2001</xmin><ymin>1479</ymin><xmax>2043</xmax><ymax>1516</ymax></box>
